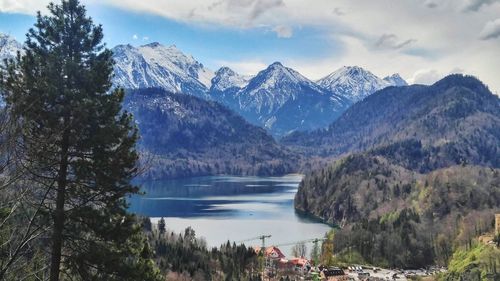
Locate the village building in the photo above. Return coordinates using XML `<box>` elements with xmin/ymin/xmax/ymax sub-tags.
<box><xmin>287</xmin><ymin>257</ymin><xmax>312</xmax><ymax>273</ymax></box>
<box><xmin>253</xmin><ymin>246</ymin><xmax>286</xmax><ymax>260</ymax></box>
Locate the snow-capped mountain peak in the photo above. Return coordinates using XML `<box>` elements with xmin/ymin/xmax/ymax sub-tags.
<box><xmin>246</xmin><ymin>61</ymin><xmax>317</xmax><ymax>93</ymax></box>
<box><xmin>231</xmin><ymin>61</ymin><xmax>350</xmax><ymax>135</ymax></box>
<box><xmin>0</xmin><ymin>33</ymin><xmax>23</xmax><ymax>60</ymax></box>
<box><xmin>317</xmin><ymin>66</ymin><xmax>396</xmax><ymax>103</ymax></box>
<box><xmin>0</xmin><ymin>35</ymin><xmax>409</xmax><ymax>137</ymax></box>
<box><xmin>111</xmin><ymin>42</ymin><xmax>214</xmax><ymax>97</ymax></box>
<box><xmin>383</xmin><ymin>73</ymin><xmax>408</xmax><ymax>86</ymax></box>
<box><xmin>210</xmin><ymin>66</ymin><xmax>250</xmax><ymax>92</ymax></box>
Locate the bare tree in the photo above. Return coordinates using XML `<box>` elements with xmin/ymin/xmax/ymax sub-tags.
<box><xmin>291</xmin><ymin>242</ymin><xmax>307</xmax><ymax>258</ymax></box>
<box><xmin>0</xmin><ymin>104</ymin><xmax>51</xmax><ymax>280</ymax></box>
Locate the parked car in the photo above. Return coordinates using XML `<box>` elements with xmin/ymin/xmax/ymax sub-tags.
<box><xmin>323</xmin><ymin>267</ymin><xmax>345</xmax><ymax>277</ymax></box>
<box><xmin>358</xmin><ymin>272</ymin><xmax>370</xmax><ymax>278</ymax></box>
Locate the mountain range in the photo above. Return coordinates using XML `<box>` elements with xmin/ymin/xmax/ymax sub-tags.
<box><xmin>212</xmin><ymin>62</ymin><xmax>350</xmax><ymax>136</ymax></box>
<box><xmin>4</xmin><ymin>31</ymin><xmax>500</xmax><ymax>272</ymax></box>
<box><xmin>111</xmin><ymin>42</ymin><xmax>407</xmax><ymax>135</ymax></box>
<box><xmin>316</xmin><ymin>66</ymin><xmax>407</xmax><ymax>103</ymax></box>
<box><xmin>283</xmin><ymin>74</ymin><xmax>500</xmax><ymax>164</ymax></box>
<box><xmin>294</xmin><ymin>74</ymin><xmax>500</xmax><ymax>219</ymax></box>
<box><xmin>0</xmin><ymin>33</ymin><xmax>408</xmax><ymax>135</ymax></box>
<box><xmin>293</xmin><ymin>74</ymin><xmax>500</xmax><ymax>268</ymax></box>
<box><xmin>112</xmin><ymin>43</ymin><xmax>214</xmax><ymax>98</ymax></box>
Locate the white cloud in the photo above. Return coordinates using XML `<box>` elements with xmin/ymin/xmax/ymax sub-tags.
<box><xmin>332</xmin><ymin>7</ymin><xmax>345</xmax><ymax>16</ymax></box>
<box><xmin>424</xmin><ymin>1</ymin><xmax>438</xmax><ymax>9</ymax></box>
<box><xmin>132</xmin><ymin>34</ymin><xmax>138</xmax><ymax>40</ymax></box>
<box><xmin>408</xmin><ymin>69</ymin><xmax>442</xmax><ymax>85</ymax></box>
<box><xmin>272</xmin><ymin>25</ymin><xmax>293</xmax><ymax>38</ymax></box>
<box><xmin>374</xmin><ymin>34</ymin><xmax>416</xmax><ymax>50</ymax></box>
<box><xmin>97</xmin><ymin>0</ymin><xmax>289</xmax><ymax>29</ymax></box>
<box><xmin>2</xmin><ymin>0</ymin><xmax>500</xmax><ymax>92</ymax></box>
<box><xmin>0</xmin><ymin>0</ymin><xmax>49</xmax><ymax>14</ymax></box>
<box><xmin>248</xmin><ymin>0</ymin><xmax>284</xmax><ymax>20</ymax></box>
<box><xmin>479</xmin><ymin>18</ymin><xmax>500</xmax><ymax>40</ymax></box>
<box><xmin>462</xmin><ymin>0</ymin><xmax>500</xmax><ymax>12</ymax></box>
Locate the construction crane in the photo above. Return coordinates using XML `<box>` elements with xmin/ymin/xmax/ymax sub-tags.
<box><xmin>237</xmin><ymin>234</ymin><xmax>272</xmax><ymax>249</ymax></box>
<box><xmin>274</xmin><ymin>237</ymin><xmax>326</xmax><ymax>247</ymax></box>
<box><xmin>274</xmin><ymin>238</ymin><xmax>327</xmax><ymax>266</ymax></box>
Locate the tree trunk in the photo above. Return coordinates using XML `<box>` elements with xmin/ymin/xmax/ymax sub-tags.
<box><xmin>49</xmin><ymin>128</ymin><xmax>70</xmax><ymax>281</ymax></box>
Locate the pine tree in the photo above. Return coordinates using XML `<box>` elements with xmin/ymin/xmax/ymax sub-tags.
<box><xmin>310</xmin><ymin>240</ymin><xmax>320</xmax><ymax>266</ymax></box>
<box><xmin>0</xmin><ymin>0</ymin><xmax>161</xmax><ymax>280</ymax></box>
<box><xmin>158</xmin><ymin>217</ymin><xmax>166</xmax><ymax>235</ymax></box>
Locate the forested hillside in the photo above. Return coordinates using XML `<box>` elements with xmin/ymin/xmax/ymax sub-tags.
<box><xmin>294</xmin><ymin>75</ymin><xmax>500</xmax><ymax>269</ymax></box>
<box><xmin>123</xmin><ymin>88</ymin><xmax>299</xmax><ymax>179</ymax></box>
<box><xmin>139</xmin><ymin>218</ymin><xmax>261</xmax><ymax>280</ymax></box>
<box><xmin>283</xmin><ymin>75</ymin><xmax>500</xmax><ymax>165</ymax></box>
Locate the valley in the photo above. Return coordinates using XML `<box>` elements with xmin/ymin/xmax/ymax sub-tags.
<box><xmin>128</xmin><ymin>175</ymin><xmax>332</xmax><ymax>258</ymax></box>
<box><xmin>0</xmin><ymin>7</ymin><xmax>499</xmax><ymax>279</ymax></box>
<box><xmin>122</xmin><ymin>87</ymin><xmax>299</xmax><ymax>179</ymax></box>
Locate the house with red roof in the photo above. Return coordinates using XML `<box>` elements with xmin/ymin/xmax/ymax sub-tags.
<box><xmin>253</xmin><ymin>246</ymin><xmax>286</xmax><ymax>260</ymax></box>
<box><xmin>288</xmin><ymin>257</ymin><xmax>312</xmax><ymax>273</ymax></box>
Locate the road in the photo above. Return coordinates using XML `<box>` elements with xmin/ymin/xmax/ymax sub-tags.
<box><xmin>345</xmin><ymin>268</ymin><xmax>408</xmax><ymax>281</ymax></box>
<box><xmin>343</xmin><ymin>267</ymin><xmax>443</xmax><ymax>281</ymax></box>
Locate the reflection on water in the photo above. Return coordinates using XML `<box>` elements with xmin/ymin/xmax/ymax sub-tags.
<box><xmin>128</xmin><ymin>174</ymin><xmax>332</xmax><ymax>256</ymax></box>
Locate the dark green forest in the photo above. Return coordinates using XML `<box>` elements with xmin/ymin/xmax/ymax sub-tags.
<box><xmin>140</xmin><ymin>217</ymin><xmax>261</xmax><ymax>281</ymax></box>
<box><xmin>124</xmin><ymin>88</ymin><xmax>300</xmax><ymax>179</ymax></box>
<box><xmin>294</xmin><ymin>75</ymin><xmax>500</xmax><ymax>275</ymax></box>
<box><xmin>282</xmin><ymin>75</ymin><xmax>500</xmax><ymax>164</ymax></box>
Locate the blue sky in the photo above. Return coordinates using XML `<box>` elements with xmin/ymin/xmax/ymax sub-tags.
<box><xmin>1</xmin><ymin>0</ymin><xmax>500</xmax><ymax>92</ymax></box>
<box><xmin>0</xmin><ymin>2</ymin><xmax>340</xmax><ymax>75</ymax></box>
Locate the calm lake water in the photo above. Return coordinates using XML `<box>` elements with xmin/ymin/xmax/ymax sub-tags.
<box><xmin>128</xmin><ymin>174</ymin><xmax>332</xmax><ymax>257</ymax></box>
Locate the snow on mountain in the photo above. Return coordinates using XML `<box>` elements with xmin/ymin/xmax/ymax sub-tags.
<box><xmin>0</xmin><ymin>33</ymin><xmax>23</xmax><ymax>60</ymax></box>
<box><xmin>0</xmin><ymin>34</ymin><xmax>23</xmax><ymax>106</ymax></box>
<box><xmin>317</xmin><ymin>66</ymin><xmax>405</xmax><ymax>104</ymax></box>
<box><xmin>383</xmin><ymin>73</ymin><xmax>408</xmax><ymax>87</ymax></box>
<box><xmin>217</xmin><ymin>62</ymin><xmax>350</xmax><ymax>135</ymax></box>
<box><xmin>112</xmin><ymin>42</ymin><xmax>214</xmax><ymax>97</ymax></box>
<box><xmin>0</xmin><ymin>35</ymin><xmax>409</xmax><ymax>136</ymax></box>
<box><xmin>238</xmin><ymin>62</ymin><xmax>329</xmax><ymax>113</ymax></box>
<box><xmin>210</xmin><ymin>67</ymin><xmax>251</xmax><ymax>92</ymax></box>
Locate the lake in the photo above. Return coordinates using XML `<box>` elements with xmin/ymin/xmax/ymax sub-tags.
<box><xmin>128</xmin><ymin>174</ymin><xmax>332</xmax><ymax>257</ymax></box>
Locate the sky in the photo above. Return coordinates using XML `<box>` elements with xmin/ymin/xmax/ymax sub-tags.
<box><xmin>1</xmin><ymin>0</ymin><xmax>499</xmax><ymax>93</ymax></box>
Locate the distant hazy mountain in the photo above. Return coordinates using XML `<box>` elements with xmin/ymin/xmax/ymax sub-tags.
<box><xmin>123</xmin><ymin>88</ymin><xmax>298</xmax><ymax>179</ymax></box>
<box><xmin>383</xmin><ymin>73</ymin><xmax>408</xmax><ymax>87</ymax></box>
<box><xmin>0</xmin><ymin>33</ymin><xmax>23</xmax><ymax>60</ymax></box>
<box><xmin>316</xmin><ymin>66</ymin><xmax>406</xmax><ymax>104</ymax></box>
<box><xmin>112</xmin><ymin>43</ymin><xmax>214</xmax><ymax>98</ymax></box>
